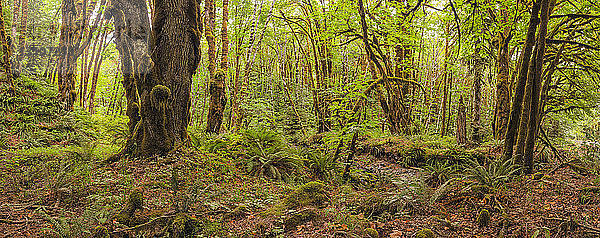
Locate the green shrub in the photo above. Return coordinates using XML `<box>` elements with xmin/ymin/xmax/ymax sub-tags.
<box><xmin>240</xmin><ymin>128</ymin><xmax>304</xmax><ymax>181</ymax></box>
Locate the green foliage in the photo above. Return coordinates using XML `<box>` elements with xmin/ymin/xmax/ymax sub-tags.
<box><xmin>301</xmin><ymin>149</ymin><xmax>340</xmax><ymax>181</ymax></box>
<box><xmin>422</xmin><ymin>159</ymin><xmax>458</xmax><ymax>187</ymax></box>
<box><xmin>463</xmin><ymin>157</ymin><xmax>520</xmax><ymax>189</ymax></box>
<box><xmin>240</xmin><ymin>128</ymin><xmax>304</xmax><ymax>181</ymax></box>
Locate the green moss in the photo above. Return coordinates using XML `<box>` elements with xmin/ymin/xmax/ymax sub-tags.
<box><xmin>477</xmin><ymin>209</ymin><xmax>490</xmax><ymax>227</ymax></box>
<box><xmin>169</xmin><ymin>213</ymin><xmax>201</xmax><ymax>238</ymax></box>
<box><xmin>355</xmin><ymin>193</ymin><xmax>404</xmax><ymax>217</ymax></box>
<box><xmin>283</xmin><ymin>208</ymin><xmax>318</xmax><ymax>231</ymax></box>
<box><xmin>91</xmin><ymin>226</ymin><xmax>109</xmax><ymax>238</ymax></box>
<box><xmin>415</xmin><ymin>228</ymin><xmax>435</xmax><ymax>238</ymax></box>
<box><xmin>266</xmin><ymin>181</ymin><xmax>329</xmax><ymax>216</ymax></box>
<box><xmin>364</xmin><ymin>227</ymin><xmax>379</xmax><ymax>238</ymax></box>
<box><xmin>227</xmin><ymin>205</ymin><xmax>249</xmax><ymax>218</ymax></box>
<box><xmin>116</xmin><ymin>188</ymin><xmax>145</xmax><ymax>227</ymax></box>
<box><xmin>532</xmin><ymin>172</ymin><xmax>544</xmax><ymax>180</ymax></box>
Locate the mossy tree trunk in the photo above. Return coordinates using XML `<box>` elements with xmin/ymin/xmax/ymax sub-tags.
<box><xmin>134</xmin><ymin>0</ymin><xmax>201</xmax><ymax>155</ymax></box>
<box><xmin>56</xmin><ymin>0</ymin><xmax>104</xmax><ymax>110</ymax></box>
<box><xmin>502</xmin><ymin>0</ymin><xmax>541</xmax><ymax>161</ymax></box>
<box><xmin>205</xmin><ymin>0</ymin><xmax>226</xmax><ymax>134</ymax></box>
<box><xmin>108</xmin><ymin>0</ymin><xmax>152</xmax><ymax>133</ymax></box>
<box><xmin>14</xmin><ymin>0</ymin><xmax>27</xmax><ymax>75</ymax></box>
<box><xmin>523</xmin><ymin>0</ymin><xmax>551</xmax><ymax>173</ymax></box>
<box><xmin>0</xmin><ymin>0</ymin><xmax>15</xmax><ymax>89</ymax></box>
<box><xmin>493</xmin><ymin>13</ymin><xmax>512</xmax><ymax>140</ymax></box>
<box><xmin>471</xmin><ymin>43</ymin><xmax>483</xmax><ymax>143</ymax></box>
<box><xmin>456</xmin><ymin>96</ymin><xmax>467</xmax><ymax>145</ymax></box>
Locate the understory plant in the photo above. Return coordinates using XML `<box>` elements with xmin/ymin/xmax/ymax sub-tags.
<box><xmin>240</xmin><ymin>128</ymin><xmax>304</xmax><ymax>181</ymax></box>
<box><xmin>463</xmin><ymin>157</ymin><xmax>520</xmax><ymax>189</ymax></box>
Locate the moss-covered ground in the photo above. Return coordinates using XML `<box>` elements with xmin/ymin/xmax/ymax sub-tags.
<box><xmin>1</xmin><ymin>78</ymin><xmax>599</xmax><ymax>237</ymax></box>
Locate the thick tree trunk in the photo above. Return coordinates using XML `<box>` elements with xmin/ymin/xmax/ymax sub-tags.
<box><xmin>502</xmin><ymin>0</ymin><xmax>541</xmax><ymax>160</ymax></box>
<box><xmin>134</xmin><ymin>0</ymin><xmax>201</xmax><ymax>156</ymax></box>
<box><xmin>109</xmin><ymin>0</ymin><xmax>152</xmax><ymax>133</ymax></box>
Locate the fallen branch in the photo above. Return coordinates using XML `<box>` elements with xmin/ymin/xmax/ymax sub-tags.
<box><xmin>0</xmin><ymin>218</ymin><xmax>27</xmax><ymax>224</ymax></box>
<box><xmin>543</xmin><ymin>217</ymin><xmax>600</xmax><ymax>235</ymax></box>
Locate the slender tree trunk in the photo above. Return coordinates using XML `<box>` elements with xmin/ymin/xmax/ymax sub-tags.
<box><xmin>471</xmin><ymin>43</ymin><xmax>482</xmax><ymax>143</ymax></box>
<box><xmin>523</xmin><ymin>0</ymin><xmax>551</xmax><ymax>173</ymax></box>
<box><xmin>502</xmin><ymin>0</ymin><xmax>541</xmax><ymax>160</ymax></box>
<box><xmin>0</xmin><ymin>0</ymin><xmax>15</xmax><ymax>89</ymax></box>
<box><xmin>87</xmin><ymin>27</ymin><xmax>108</xmax><ymax>114</ymax></box>
<box><xmin>493</xmin><ymin>23</ymin><xmax>512</xmax><ymax>140</ymax></box>
<box><xmin>11</xmin><ymin>0</ymin><xmax>19</xmax><ymax>53</ymax></box>
<box><xmin>205</xmin><ymin>0</ymin><xmax>226</xmax><ymax>133</ymax></box>
<box><xmin>457</xmin><ymin>95</ymin><xmax>467</xmax><ymax>145</ymax></box>
<box><xmin>440</xmin><ymin>24</ymin><xmax>449</xmax><ymax>137</ymax></box>
<box><xmin>14</xmin><ymin>0</ymin><xmax>27</xmax><ymax>75</ymax></box>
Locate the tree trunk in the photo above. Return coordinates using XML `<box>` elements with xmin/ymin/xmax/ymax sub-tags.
<box><xmin>15</xmin><ymin>0</ymin><xmax>27</xmax><ymax>75</ymax></box>
<box><xmin>109</xmin><ymin>0</ymin><xmax>152</xmax><ymax>133</ymax></box>
<box><xmin>493</xmin><ymin>25</ymin><xmax>512</xmax><ymax>140</ymax></box>
<box><xmin>501</xmin><ymin>0</ymin><xmax>541</xmax><ymax>160</ymax></box>
<box><xmin>134</xmin><ymin>0</ymin><xmax>201</xmax><ymax>156</ymax></box>
<box><xmin>471</xmin><ymin>44</ymin><xmax>482</xmax><ymax>143</ymax></box>
<box><xmin>0</xmin><ymin>0</ymin><xmax>15</xmax><ymax>89</ymax></box>
<box><xmin>87</xmin><ymin>26</ymin><xmax>108</xmax><ymax>114</ymax></box>
<box><xmin>56</xmin><ymin>0</ymin><xmax>79</xmax><ymax>110</ymax></box>
<box><xmin>457</xmin><ymin>96</ymin><xmax>467</xmax><ymax>145</ymax></box>
<box><xmin>523</xmin><ymin>0</ymin><xmax>551</xmax><ymax>173</ymax></box>
<box><xmin>205</xmin><ymin>0</ymin><xmax>226</xmax><ymax>133</ymax></box>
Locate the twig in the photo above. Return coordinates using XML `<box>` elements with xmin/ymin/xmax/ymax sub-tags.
<box><xmin>0</xmin><ymin>219</ymin><xmax>26</xmax><ymax>224</ymax></box>
<box><xmin>112</xmin><ymin>213</ymin><xmax>176</xmax><ymax>234</ymax></box>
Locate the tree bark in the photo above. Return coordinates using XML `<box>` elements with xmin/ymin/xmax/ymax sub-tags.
<box><xmin>457</xmin><ymin>95</ymin><xmax>467</xmax><ymax>145</ymax></box>
<box><xmin>0</xmin><ymin>0</ymin><xmax>15</xmax><ymax>89</ymax></box>
<box><xmin>471</xmin><ymin>44</ymin><xmax>483</xmax><ymax>143</ymax></box>
<box><xmin>134</xmin><ymin>0</ymin><xmax>201</xmax><ymax>156</ymax></box>
<box><xmin>523</xmin><ymin>0</ymin><xmax>551</xmax><ymax>173</ymax></box>
<box><xmin>205</xmin><ymin>0</ymin><xmax>226</xmax><ymax>133</ymax></box>
<box><xmin>109</xmin><ymin>0</ymin><xmax>152</xmax><ymax>133</ymax></box>
<box><xmin>493</xmin><ymin>22</ymin><xmax>512</xmax><ymax>140</ymax></box>
<box><xmin>15</xmin><ymin>0</ymin><xmax>27</xmax><ymax>75</ymax></box>
<box><xmin>502</xmin><ymin>0</ymin><xmax>541</xmax><ymax>160</ymax></box>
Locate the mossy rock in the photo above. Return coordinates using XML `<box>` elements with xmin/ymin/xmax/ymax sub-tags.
<box><xmin>283</xmin><ymin>208</ymin><xmax>318</xmax><ymax>231</ymax></box>
<box><xmin>91</xmin><ymin>226</ymin><xmax>110</xmax><ymax>238</ymax></box>
<box><xmin>267</xmin><ymin>181</ymin><xmax>329</xmax><ymax>216</ymax></box>
<box><xmin>415</xmin><ymin>228</ymin><xmax>435</xmax><ymax>238</ymax></box>
<box><xmin>116</xmin><ymin>188</ymin><xmax>147</xmax><ymax>227</ymax></box>
<box><xmin>477</xmin><ymin>209</ymin><xmax>491</xmax><ymax>227</ymax></box>
<box><xmin>531</xmin><ymin>172</ymin><xmax>545</xmax><ymax>180</ymax></box>
<box><xmin>364</xmin><ymin>227</ymin><xmax>379</xmax><ymax>238</ymax></box>
<box><xmin>227</xmin><ymin>205</ymin><xmax>249</xmax><ymax>219</ymax></box>
<box><xmin>168</xmin><ymin>213</ymin><xmax>201</xmax><ymax>238</ymax></box>
<box><xmin>355</xmin><ymin>194</ymin><xmax>404</xmax><ymax>217</ymax></box>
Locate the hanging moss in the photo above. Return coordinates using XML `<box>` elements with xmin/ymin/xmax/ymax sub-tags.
<box><xmin>477</xmin><ymin>209</ymin><xmax>491</xmax><ymax>227</ymax></box>
<box><xmin>415</xmin><ymin>228</ymin><xmax>435</xmax><ymax>238</ymax></box>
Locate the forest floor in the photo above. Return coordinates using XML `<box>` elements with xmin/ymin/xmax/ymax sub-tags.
<box><xmin>0</xmin><ymin>143</ymin><xmax>599</xmax><ymax>237</ymax></box>
<box><xmin>1</xmin><ymin>77</ymin><xmax>599</xmax><ymax>237</ymax></box>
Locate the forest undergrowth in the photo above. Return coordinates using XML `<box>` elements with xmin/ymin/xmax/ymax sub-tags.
<box><xmin>0</xmin><ymin>77</ymin><xmax>599</xmax><ymax>237</ymax></box>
